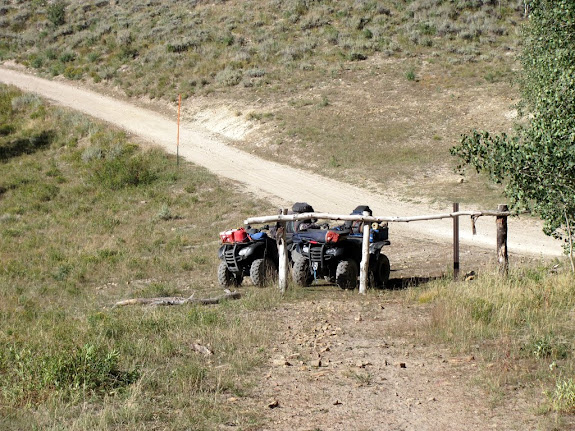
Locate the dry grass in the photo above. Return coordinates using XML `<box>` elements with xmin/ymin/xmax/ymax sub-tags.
<box><xmin>405</xmin><ymin>264</ymin><xmax>575</xmax><ymax>414</ymax></box>
<box><xmin>2</xmin><ymin>84</ymin><xmax>574</xmax><ymax>428</ymax></box>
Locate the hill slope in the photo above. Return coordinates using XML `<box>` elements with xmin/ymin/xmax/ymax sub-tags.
<box><xmin>0</xmin><ymin>65</ymin><xmax>561</xmax><ymax>257</ymax></box>
<box><xmin>0</xmin><ymin>0</ymin><xmax>527</xmax><ymax>204</ymax></box>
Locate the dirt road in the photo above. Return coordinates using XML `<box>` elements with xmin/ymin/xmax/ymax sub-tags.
<box><xmin>0</xmin><ymin>65</ymin><xmax>561</xmax><ymax>258</ymax></box>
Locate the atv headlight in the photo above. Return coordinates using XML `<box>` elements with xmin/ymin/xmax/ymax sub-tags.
<box><xmin>302</xmin><ymin>245</ymin><xmax>310</xmax><ymax>254</ymax></box>
<box><xmin>325</xmin><ymin>248</ymin><xmax>337</xmax><ymax>255</ymax></box>
<box><xmin>238</xmin><ymin>248</ymin><xmax>249</xmax><ymax>256</ymax></box>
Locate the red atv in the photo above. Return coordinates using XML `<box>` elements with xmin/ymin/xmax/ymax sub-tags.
<box><xmin>217</xmin><ymin>226</ymin><xmax>278</xmax><ymax>287</ymax></box>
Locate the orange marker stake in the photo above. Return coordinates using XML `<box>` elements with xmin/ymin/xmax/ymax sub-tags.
<box><xmin>177</xmin><ymin>94</ymin><xmax>181</xmax><ymax>166</ymax></box>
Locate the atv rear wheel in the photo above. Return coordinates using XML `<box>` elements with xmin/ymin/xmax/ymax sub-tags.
<box><xmin>250</xmin><ymin>257</ymin><xmax>277</xmax><ymax>287</ymax></box>
<box><xmin>292</xmin><ymin>257</ymin><xmax>313</xmax><ymax>287</ymax></box>
<box><xmin>369</xmin><ymin>253</ymin><xmax>390</xmax><ymax>288</ymax></box>
<box><xmin>217</xmin><ymin>261</ymin><xmax>243</xmax><ymax>288</ymax></box>
<box><xmin>336</xmin><ymin>259</ymin><xmax>358</xmax><ymax>289</ymax></box>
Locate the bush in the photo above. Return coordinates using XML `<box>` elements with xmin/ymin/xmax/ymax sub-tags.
<box><xmin>215</xmin><ymin>68</ymin><xmax>243</xmax><ymax>87</ymax></box>
<box><xmin>47</xmin><ymin>1</ymin><xmax>66</xmax><ymax>27</ymax></box>
<box><xmin>0</xmin><ymin>343</ymin><xmax>140</xmax><ymax>405</ymax></box>
<box><xmin>90</xmin><ymin>153</ymin><xmax>157</xmax><ymax>190</ymax></box>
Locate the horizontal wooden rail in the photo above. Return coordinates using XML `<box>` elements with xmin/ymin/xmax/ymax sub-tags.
<box><xmin>245</xmin><ymin>204</ymin><xmax>510</xmax><ymax>294</ymax></box>
<box><xmin>244</xmin><ymin>210</ymin><xmax>511</xmax><ymax>225</ymax></box>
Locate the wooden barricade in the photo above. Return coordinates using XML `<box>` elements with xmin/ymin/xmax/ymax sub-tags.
<box><xmin>244</xmin><ymin>204</ymin><xmax>510</xmax><ymax>294</ymax></box>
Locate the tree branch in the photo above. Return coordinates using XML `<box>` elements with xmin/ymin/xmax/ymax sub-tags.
<box><xmin>112</xmin><ymin>290</ymin><xmax>241</xmax><ymax>308</ymax></box>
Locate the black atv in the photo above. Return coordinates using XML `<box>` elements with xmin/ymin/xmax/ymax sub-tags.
<box><xmin>217</xmin><ymin>226</ymin><xmax>278</xmax><ymax>288</ymax></box>
<box><xmin>283</xmin><ymin>202</ymin><xmax>322</xmax><ymax>261</ymax></box>
<box><xmin>291</xmin><ymin>206</ymin><xmax>390</xmax><ymax>289</ymax></box>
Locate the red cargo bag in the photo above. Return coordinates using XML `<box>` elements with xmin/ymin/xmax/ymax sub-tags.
<box><xmin>219</xmin><ymin>228</ymin><xmax>248</xmax><ymax>243</ymax></box>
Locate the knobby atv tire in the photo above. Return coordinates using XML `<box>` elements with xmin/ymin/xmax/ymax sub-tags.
<box><xmin>336</xmin><ymin>259</ymin><xmax>358</xmax><ymax>290</ymax></box>
<box><xmin>292</xmin><ymin>258</ymin><xmax>313</xmax><ymax>287</ymax></box>
<box><xmin>370</xmin><ymin>253</ymin><xmax>391</xmax><ymax>288</ymax></box>
<box><xmin>250</xmin><ymin>257</ymin><xmax>277</xmax><ymax>287</ymax></box>
<box><xmin>217</xmin><ymin>261</ymin><xmax>243</xmax><ymax>288</ymax></box>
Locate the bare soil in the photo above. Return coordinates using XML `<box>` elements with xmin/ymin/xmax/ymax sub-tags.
<box><xmin>244</xmin><ymin>297</ymin><xmax>539</xmax><ymax>431</ymax></box>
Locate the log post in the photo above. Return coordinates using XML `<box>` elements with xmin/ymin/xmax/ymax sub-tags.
<box><xmin>359</xmin><ymin>211</ymin><xmax>371</xmax><ymax>294</ymax></box>
<box><xmin>496</xmin><ymin>204</ymin><xmax>509</xmax><ymax>275</ymax></box>
<box><xmin>277</xmin><ymin>208</ymin><xmax>289</xmax><ymax>293</ymax></box>
<box><xmin>453</xmin><ymin>202</ymin><xmax>460</xmax><ymax>280</ymax></box>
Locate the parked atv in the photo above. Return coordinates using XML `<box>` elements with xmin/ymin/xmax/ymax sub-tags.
<box><xmin>291</xmin><ymin>205</ymin><xmax>390</xmax><ymax>289</ymax></box>
<box><xmin>217</xmin><ymin>226</ymin><xmax>278</xmax><ymax>287</ymax></box>
<box><xmin>283</xmin><ymin>202</ymin><xmax>324</xmax><ymax>260</ymax></box>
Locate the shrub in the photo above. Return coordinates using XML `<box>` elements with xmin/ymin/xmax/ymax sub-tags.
<box><xmin>47</xmin><ymin>0</ymin><xmax>66</xmax><ymax>27</ymax></box>
<box><xmin>215</xmin><ymin>68</ymin><xmax>243</xmax><ymax>87</ymax></box>
<box><xmin>90</xmin><ymin>153</ymin><xmax>157</xmax><ymax>190</ymax></box>
<box><xmin>1</xmin><ymin>343</ymin><xmax>140</xmax><ymax>405</ymax></box>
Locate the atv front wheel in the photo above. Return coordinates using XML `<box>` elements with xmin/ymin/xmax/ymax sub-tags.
<box><xmin>250</xmin><ymin>257</ymin><xmax>277</xmax><ymax>287</ymax></box>
<box><xmin>292</xmin><ymin>257</ymin><xmax>313</xmax><ymax>287</ymax></box>
<box><xmin>217</xmin><ymin>261</ymin><xmax>243</xmax><ymax>288</ymax></box>
<box><xmin>336</xmin><ymin>259</ymin><xmax>358</xmax><ymax>289</ymax></box>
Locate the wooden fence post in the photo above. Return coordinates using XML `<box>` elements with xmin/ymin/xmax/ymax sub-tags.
<box><xmin>497</xmin><ymin>204</ymin><xmax>509</xmax><ymax>275</ymax></box>
<box><xmin>359</xmin><ymin>211</ymin><xmax>370</xmax><ymax>294</ymax></box>
<box><xmin>453</xmin><ymin>202</ymin><xmax>460</xmax><ymax>280</ymax></box>
<box><xmin>277</xmin><ymin>208</ymin><xmax>289</xmax><ymax>293</ymax></box>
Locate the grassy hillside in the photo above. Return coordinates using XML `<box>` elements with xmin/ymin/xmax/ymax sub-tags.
<box><xmin>2</xmin><ymin>0</ymin><xmax>523</xmax><ymax>96</ymax></box>
<box><xmin>1</xmin><ymin>0</ymin><xmax>527</xmax><ymax>207</ymax></box>
<box><xmin>0</xmin><ymin>83</ymin><xmax>279</xmax><ymax>429</ymax></box>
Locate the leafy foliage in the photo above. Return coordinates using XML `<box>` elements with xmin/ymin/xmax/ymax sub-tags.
<box><xmin>451</xmin><ymin>0</ymin><xmax>575</xmax><ymax>264</ymax></box>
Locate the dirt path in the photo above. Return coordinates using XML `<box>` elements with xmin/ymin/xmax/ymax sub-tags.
<box><xmin>0</xmin><ymin>65</ymin><xmax>561</xmax><ymax>259</ymax></box>
<box><xmin>243</xmin><ymin>295</ymin><xmax>557</xmax><ymax>431</ymax></box>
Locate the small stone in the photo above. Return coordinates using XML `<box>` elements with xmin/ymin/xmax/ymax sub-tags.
<box><xmin>333</xmin><ymin>399</ymin><xmax>342</xmax><ymax>405</ymax></box>
<box><xmin>272</xmin><ymin>358</ymin><xmax>292</xmax><ymax>367</ymax></box>
<box><xmin>355</xmin><ymin>314</ymin><xmax>363</xmax><ymax>322</ymax></box>
<box><xmin>267</xmin><ymin>399</ymin><xmax>280</xmax><ymax>409</ymax></box>
<box><xmin>310</xmin><ymin>359</ymin><xmax>322</xmax><ymax>368</ymax></box>
<box><xmin>397</xmin><ymin>362</ymin><xmax>407</xmax><ymax>368</ymax></box>
<box><xmin>356</xmin><ymin>360</ymin><xmax>372</xmax><ymax>368</ymax></box>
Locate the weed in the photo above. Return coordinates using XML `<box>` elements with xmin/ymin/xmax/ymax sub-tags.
<box><xmin>548</xmin><ymin>378</ymin><xmax>575</xmax><ymax>413</ymax></box>
<box><xmin>329</xmin><ymin>155</ymin><xmax>341</xmax><ymax>168</ymax></box>
<box><xmin>318</xmin><ymin>95</ymin><xmax>330</xmax><ymax>107</ymax></box>
<box><xmin>1</xmin><ymin>343</ymin><xmax>139</xmax><ymax>406</ymax></box>
<box><xmin>156</xmin><ymin>204</ymin><xmax>174</xmax><ymax>221</ymax></box>
<box><xmin>405</xmin><ymin>67</ymin><xmax>417</xmax><ymax>81</ymax></box>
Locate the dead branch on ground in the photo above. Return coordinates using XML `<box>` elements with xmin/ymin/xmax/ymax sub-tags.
<box><xmin>112</xmin><ymin>290</ymin><xmax>241</xmax><ymax>308</ymax></box>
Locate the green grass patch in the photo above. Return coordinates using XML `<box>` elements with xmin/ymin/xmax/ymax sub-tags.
<box><xmin>0</xmin><ymin>84</ymin><xmax>277</xmax><ymax>429</ymax></box>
